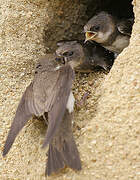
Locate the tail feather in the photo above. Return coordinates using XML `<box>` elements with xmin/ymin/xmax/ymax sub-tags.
<box><xmin>46</xmin><ymin>136</ymin><xmax>81</xmax><ymax>176</ymax></box>
<box><xmin>45</xmin><ymin>110</ymin><xmax>81</xmax><ymax>176</ymax></box>
<box><xmin>62</xmin><ymin>138</ymin><xmax>81</xmax><ymax>170</ymax></box>
<box><xmin>46</xmin><ymin>144</ymin><xmax>65</xmax><ymax>176</ymax></box>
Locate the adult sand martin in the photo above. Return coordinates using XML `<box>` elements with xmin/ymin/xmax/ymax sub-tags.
<box><xmin>3</xmin><ymin>54</ymin><xmax>81</xmax><ymax>176</ymax></box>
<box><xmin>84</xmin><ymin>11</ymin><xmax>134</xmax><ymax>54</ymax></box>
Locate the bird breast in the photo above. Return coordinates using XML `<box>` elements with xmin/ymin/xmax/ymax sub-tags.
<box><xmin>66</xmin><ymin>91</ymin><xmax>75</xmax><ymax>113</ymax></box>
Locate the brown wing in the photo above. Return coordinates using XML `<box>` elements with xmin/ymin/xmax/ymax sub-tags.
<box><xmin>32</xmin><ymin>57</ymin><xmax>60</xmax><ymax>116</ymax></box>
<box><xmin>42</xmin><ymin>65</ymin><xmax>75</xmax><ymax>148</ymax></box>
<box><xmin>3</xmin><ymin>83</ymin><xmax>34</xmax><ymax>156</ymax></box>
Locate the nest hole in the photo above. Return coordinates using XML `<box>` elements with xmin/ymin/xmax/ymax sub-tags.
<box><xmin>44</xmin><ymin>0</ymin><xmax>134</xmax><ymax>52</ymax></box>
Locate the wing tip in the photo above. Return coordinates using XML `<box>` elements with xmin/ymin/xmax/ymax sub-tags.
<box><xmin>2</xmin><ymin>151</ymin><xmax>6</xmax><ymax>157</ymax></box>
<box><xmin>2</xmin><ymin>146</ymin><xmax>9</xmax><ymax>157</ymax></box>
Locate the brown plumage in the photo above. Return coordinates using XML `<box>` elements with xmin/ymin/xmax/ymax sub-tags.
<box><xmin>46</xmin><ymin>110</ymin><xmax>81</xmax><ymax>175</ymax></box>
<box><xmin>3</xmin><ymin>54</ymin><xmax>81</xmax><ymax>176</ymax></box>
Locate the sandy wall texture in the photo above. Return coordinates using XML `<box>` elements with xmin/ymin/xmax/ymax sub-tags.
<box><xmin>0</xmin><ymin>0</ymin><xmax>140</xmax><ymax>180</ymax></box>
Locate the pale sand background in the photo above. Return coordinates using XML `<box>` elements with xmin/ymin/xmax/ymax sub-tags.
<box><xmin>0</xmin><ymin>0</ymin><xmax>140</xmax><ymax>179</ymax></box>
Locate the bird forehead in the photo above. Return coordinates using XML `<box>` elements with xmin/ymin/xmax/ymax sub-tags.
<box><xmin>85</xmin><ymin>12</ymin><xmax>111</xmax><ymax>30</ymax></box>
<box><xmin>92</xmin><ymin>12</ymin><xmax>109</xmax><ymax>21</ymax></box>
<box><xmin>89</xmin><ymin>17</ymin><xmax>104</xmax><ymax>27</ymax></box>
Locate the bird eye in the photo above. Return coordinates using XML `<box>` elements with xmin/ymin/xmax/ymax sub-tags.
<box><xmin>36</xmin><ymin>64</ymin><xmax>41</xmax><ymax>68</ymax></box>
<box><xmin>90</xmin><ymin>25</ymin><xmax>100</xmax><ymax>32</ymax></box>
<box><xmin>63</xmin><ymin>51</ymin><xmax>74</xmax><ymax>57</ymax></box>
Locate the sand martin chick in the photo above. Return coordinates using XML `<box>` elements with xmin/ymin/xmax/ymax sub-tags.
<box><xmin>84</xmin><ymin>11</ymin><xmax>134</xmax><ymax>54</ymax></box>
<box><xmin>56</xmin><ymin>40</ymin><xmax>114</xmax><ymax>71</ymax></box>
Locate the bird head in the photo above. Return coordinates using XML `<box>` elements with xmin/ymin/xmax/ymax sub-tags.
<box><xmin>56</xmin><ymin>40</ymin><xmax>84</xmax><ymax>69</ymax></box>
<box><xmin>84</xmin><ymin>11</ymin><xmax>115</xmax><ymax>44</ymax></box>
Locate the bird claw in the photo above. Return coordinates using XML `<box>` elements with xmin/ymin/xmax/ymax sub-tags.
<box><xmin>75</xmin><ymin>92</ymin><xmax>89</xmax><ymax>109</ymax></box>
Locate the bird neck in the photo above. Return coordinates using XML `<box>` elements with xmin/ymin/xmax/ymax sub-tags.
<box><xmin>101</xmin><ymin>28</ymin><xmax>119</xmax><ymax>46</ymax></box>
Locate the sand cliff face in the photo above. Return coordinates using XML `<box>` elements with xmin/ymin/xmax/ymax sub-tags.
<box><xmin>0</xmin><ymin>0</ymin><xmax>139</xmax><ymax>179</ymax></box>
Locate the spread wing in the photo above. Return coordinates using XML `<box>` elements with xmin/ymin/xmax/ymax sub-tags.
<box><xmin>3</xmin><ymin>83</ymin><xmax>34</xmax><ymax>156</ymax></box>
<box><xmin>117</xmin><ymin>18</ymin><xmax>134</xmax><ymax>36</ymax></box>
<box><xmin>42</xmin><ymin>65</ymin><xmax>74</xmax><ymax>148</ymax></box>
<box><xmin>3</xmin><ymin>58</ymin><xmax>74</xmax><ymax>155</ymax></box>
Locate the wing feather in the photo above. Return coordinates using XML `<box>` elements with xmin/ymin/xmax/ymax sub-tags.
<box><xmin>3</xmin><ymin>83</ymin><xmax>34</xmax><ymax>156</ymax></box>
<box><xmin>42</xmin><ymin>65</ymin><xmax>74</xmax><ymax>147</ymax></box>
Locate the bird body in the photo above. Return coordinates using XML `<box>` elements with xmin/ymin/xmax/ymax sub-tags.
<box><xmin>3</xmin><ymin>54</ymin><xmax>81</xmax><ymax>176</ymax></box>
<box><xmin>103</xmin><ymin>34</ymin><xmax>129</xmax><ymax>54</ymax></box>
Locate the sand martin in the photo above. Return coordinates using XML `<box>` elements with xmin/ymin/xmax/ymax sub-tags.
<box><xmin>3</xmin><ymin>54</ymin><xmax>81</xmax><ymax>176</ymax></box>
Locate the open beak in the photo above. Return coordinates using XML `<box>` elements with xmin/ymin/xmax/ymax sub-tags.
<box><xmin>84</xmin><ymin>31</ymin><xmax>97</xmax><ymax>43</ymax></box>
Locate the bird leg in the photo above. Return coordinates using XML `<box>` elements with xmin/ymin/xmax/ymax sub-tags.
<box><xmin>76</xmin><ymin>92</ymin><xmax>89</xmax><ymax>109</ymax></box>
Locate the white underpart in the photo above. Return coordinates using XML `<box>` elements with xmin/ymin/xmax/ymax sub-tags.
<box><xmin>54</xmin><ymin>65</ymin><xmax>61</xmax><ymax>71</ymax></box>
<box><xmin>66</xmin><ymin>91</ymin><xmax>75</xmax><ymax>113</ymax></box>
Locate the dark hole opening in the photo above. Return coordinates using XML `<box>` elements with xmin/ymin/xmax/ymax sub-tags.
<box><xmin>44</xmin><ymin>0</ymin><xmax>134</xmax><ymax>52</ymax></box>
<box><xmin>86</xmin><ymin>0</ymin><xmax>134</xmax><ymax>19</ymax></box>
